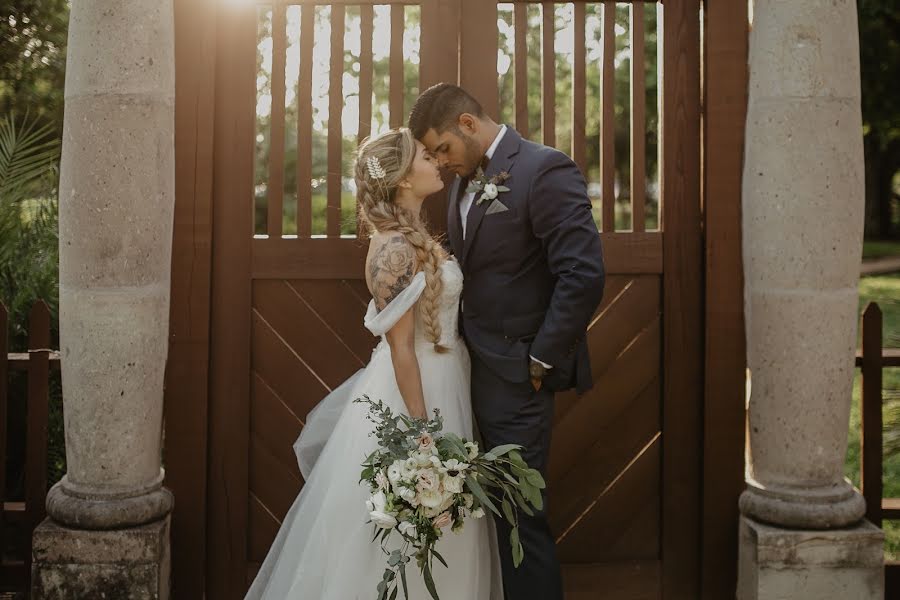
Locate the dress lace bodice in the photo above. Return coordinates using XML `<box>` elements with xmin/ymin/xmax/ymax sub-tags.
<box><xmin>364</xmin><ymin>258</ymin><xmax>463</xmax><ymax>348</ymax></box>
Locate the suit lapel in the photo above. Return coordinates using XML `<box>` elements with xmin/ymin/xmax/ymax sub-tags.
<box><xmin>447</xmin><ymin>176</ymin><xmax>465</xmax><ymax>259</ymax></box>
<box><xmin>461</xmin><ymin>128</ymin><xmax>521</xmax><ymax>265</ymax></box>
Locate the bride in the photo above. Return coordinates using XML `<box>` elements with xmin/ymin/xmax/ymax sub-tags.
<box><xmin>244</xmin><ymin>128</ymin><xmax>503</xmax><ymax>599</ymax></box>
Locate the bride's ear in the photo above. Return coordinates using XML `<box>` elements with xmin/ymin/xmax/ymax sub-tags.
<box><xmin>397</xmin><ymin>178</ymin><xmax>412</xmax><ymax>190</ymax></box>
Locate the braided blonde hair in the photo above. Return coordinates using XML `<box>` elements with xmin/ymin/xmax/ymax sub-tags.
<box><xmin>355</xmin><ymin>128</ymin><xmax>448</xmax><ymax>353</ymax></box>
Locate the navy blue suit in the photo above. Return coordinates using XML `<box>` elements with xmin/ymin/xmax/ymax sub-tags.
<box><xmin>448</xmin><ymin>127</ymin><xmax>605</xmax><ymax>599</ymax></box>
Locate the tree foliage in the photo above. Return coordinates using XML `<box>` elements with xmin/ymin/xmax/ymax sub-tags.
<box><xmin>858</xmin><ymin>0</ymin><xmax>900</xmax><ymax>239</ymax></box>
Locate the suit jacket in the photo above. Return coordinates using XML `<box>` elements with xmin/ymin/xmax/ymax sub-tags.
<box><xmin>448</xmin><ymin>127</ymin><xmax>605</xmax><ymax>394</ymax></box>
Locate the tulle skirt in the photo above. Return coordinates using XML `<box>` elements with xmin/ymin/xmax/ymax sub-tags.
<box><xmin>244</xmin><ymin>338</ymin><xmax>503</xmax><ymax>599</ymax></box>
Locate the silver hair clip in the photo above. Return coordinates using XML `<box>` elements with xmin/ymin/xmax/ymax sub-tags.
<box><xmin>366</xmin><ymin>155</ymin><xmax>387</xmax><ymax>180</ymax></box>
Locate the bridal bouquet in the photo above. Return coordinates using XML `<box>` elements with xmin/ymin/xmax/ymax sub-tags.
<box><xmin>355</xmin><ymin>396</ymin><xmax>546</xmax><ymax>600</ymax></box>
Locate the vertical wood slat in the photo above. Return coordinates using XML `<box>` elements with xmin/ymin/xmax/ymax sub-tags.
<box><xmin>660</xmin><ymin>0</ymin><xmax>703</xmax><ymax>596</ymax></box>
<box><xmin>356</xmin><ymin>5</ymin><xmax>375</xmax><ymax>239</ymax></box>
<box><xmin>389</xmin><ymin>4</ymin><xmax>405</xmax><ymax>129</ymax></box>
<box><xmin>327</xmin><ymin>5</ymin><xmax>345</xmax><ymax>237</ymax></box>
<box><xmin>169</xmin><ymin>0</ymin><xmax>218</xmax><ymax>593</ymax></box>
<box><xmin>541</xmin><ymin>2</ymin><xmax>556</xmax><ymax>148</ymax></box>
<box><xmin>419</xmin><ymin>0</ymin><xmax>460</xmax><ymax>236</ymax></box>
<box><xmin>460</xmin><ymin>0</ymin><xmax>498</xmax><ymax>121</ymax></box>
<box><xmin>419</xmin><ymin>0</ymin><xmax>459</xmax><ymax>89</ymax></box>
<box><xmin>861</xmin><ymin>303</ymin><xmax>883</xmax><ymax>526</ymax></box>
<box><xmin>207</xmin><ymin>1</ymin><xmax>256</xmax><ymax>595</ymax></box>
<box><xmin>25</xmin><ymin>301</ymin><xmax>50</xmax><ymax>583</ymax></box>
<box><xmin>0</xmin><ymin>303</ymin><xmax>7</xmax><ymax>563</ymax></box>
<box><xmin>572</xmin><ymin>2</ymin><xmax>587</xmax><ymax>175</ymax></box>
<box><xmin>297</xmin><ymin>4</ymin><xmax>314</xmax><ymax>238</ymax></box>
<box><xmin>701</xmin><ymin>0</ymin><xmax>748</xmax><ymax>597</ymax></box>
<box><xmin>358</xmin><ymin>5</ymin><xmax>374</xmax><ymax>145</ymax></box>
<box><xmin>630</xmin><ymin>2</ymin><xmax>646</xmax><ymax>232</ymax></box>
<box><xmin>601</xmin><ymin>1</ymin><xmax>616</xmax><ymax>232</ymax></box>
<box><xmin>266</xmin><ymin>4</ymin><xmax>287</xmax><ymax>238</ymax></box>
<box><xmin>514</xmin><ymin>3</ymin><xmax>529</xmax><ymax>139</ymax></box>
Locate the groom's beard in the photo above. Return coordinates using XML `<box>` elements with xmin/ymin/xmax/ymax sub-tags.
<box><xmin>462</xmin><ymin>134</ymin><xmax>484</xmax><ymax>177</ymax></box>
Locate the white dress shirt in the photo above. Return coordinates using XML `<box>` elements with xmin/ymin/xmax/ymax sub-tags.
<box><xmin>460</xmin><ymin>125</ymin><xmax>507</xmax><ymax>239</ymax></box>
<box><xmin>458</xmin><ymin>125</ymin><xmax>552</xmax><ymax>371</ymax></box>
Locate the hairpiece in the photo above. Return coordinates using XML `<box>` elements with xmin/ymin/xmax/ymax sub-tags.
<box><xmin>366</xmin><ymin>155</ymin><xmax>387</xmax><ymax>180</ymax></box>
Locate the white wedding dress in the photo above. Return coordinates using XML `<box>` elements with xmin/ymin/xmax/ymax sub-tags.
<box><xmin>245</xmin><ymin>257</ymin><xmax>503</xmax><ymax>600</ymax></box>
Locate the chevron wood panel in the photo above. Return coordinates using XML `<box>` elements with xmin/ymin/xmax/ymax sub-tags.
<box><xmin>250</xmin><ymin>432</ymin><xmax>301</xmax><ymax>527</ymax></box>
<box><xmin>248</xmin><ymin>278</ymin><xmax>380</xmax><ymax>563</ymax></box>
<box><xmin>251</xmin><ymin>309</ymin><xmax>330</xmax><ymax>419</ymax></box>
<box><xmin>250</xmin><ymin>373</ymin><xmax>303</xmax><ymax>480</ymax></box>
<box><xmin>253</xmin><ymin>279</ymin><xmax>366</xmax><ymax>388</ymax></box>
<box><xmin>548</xmin><ymin>273</ymin><xmax>662</xmax><ymax>565</ymax></box>
<box><xmin>551</xmin><ymin>317</ymin><xmax>660</xmax><ymax>471</ymax></box>
<box><xmin>563</xmin><ymin>560</ymin><xmax>660</xmax><ymax>600</ymax></box>
<box><xmin>557</xmin><ymin>434</ymin><xmax>661</xmax><ymax>563</ymax></box>
<box><xmin>554</xmin><ymin>275</ymin><xmax>660</xmax><ymax>423</ymax></box>
<box><xmin>247</xmin><ymin>274</ymin><xmax>663</xmax><ymax>574</ymax></box>
<box><xmin>287</xmin><ymin>279</ymin><xmax>378</xmax><ymax>363</ymax></box>
<box><xmin>550</xmin><ymin>377</ymin><xmax>661</xmax><ymax>542</ymax></box>
<box><xmin>248</xmin><ymin>492</ymin><xmax>280</xmax><ymax>568</ymax></box>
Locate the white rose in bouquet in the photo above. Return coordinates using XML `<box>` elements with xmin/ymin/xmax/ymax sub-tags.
<box><xmin>418</xmin><ymin>487</ymin><xmax>444</xmax><ymax>510</ymax></box>
<box><xmin>387</xmin><ymin>460</ymin><xmax>404</xmax><ymax>484</ymax></box>
<box><xmin>442</xmin><ymin>474</ymin><xmax>464</xmax><ymax>494</ymax></box>
<box><xmin>414</xmin><ymin>452</ymin><xmax>433</xmax><ymax>468</ymax></box>
<box><xmin>398</xmin><ymin>520</ymin><xmax>416</xmax><ymax>537</ymax></box>
<box><xmin>397</xmin><ymin>486</ymin><xmax>418</xmax><ymax>505</ymax></box>
<box><xmin>368</xmin><ymin>490</ymin><xmax>398</xmax><ymax>529</ymax></box>
<box><xmin>464</xmin><ymin>441</ymin><xmax>479</xmax><ymax>460</ymax></box>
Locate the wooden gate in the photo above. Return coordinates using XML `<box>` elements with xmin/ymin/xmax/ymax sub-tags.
<box><xmin>167</xmin><ymin>0</ymin><xmax>748</xmax><ymax>598</ymax></box>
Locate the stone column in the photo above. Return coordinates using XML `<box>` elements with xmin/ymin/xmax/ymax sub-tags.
<box><xmin>738</xmin><ymin>0</ymin><xmax>883</xmax><ymax>598</ymax></box>
<box><xmin>32</xmin><ymin>1</ymin><xmax>174</xmax><ymax>597</ymax></box>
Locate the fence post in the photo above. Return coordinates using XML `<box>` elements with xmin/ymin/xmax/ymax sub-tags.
<box><xmin>25</xmin><ymin>301</ymin><xmax>50</xmax><ymax>581</ymax></box>
<box><xmin>860</xmin><ymin>301</ymin><xmax>883</xmax><ymax>526</ymax></box>
<box><xmin>0</xmin><ymin>302</ymin><xmax>7</xmax><ymax>564</ymax></box>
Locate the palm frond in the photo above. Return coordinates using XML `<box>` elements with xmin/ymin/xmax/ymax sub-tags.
<box><xmin>0</xmin><ymin>113</ymin><xmax>61</xmax><ymax>204</ymax></box>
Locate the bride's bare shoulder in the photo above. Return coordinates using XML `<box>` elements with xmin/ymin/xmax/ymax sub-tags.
<box><xmin>365</xmin><ymin>232</ymin><xmax>419</xmax><ymax>310</ymax></box>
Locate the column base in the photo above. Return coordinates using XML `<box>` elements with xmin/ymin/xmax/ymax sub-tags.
<box><xmin>31</xmin><ymin>515</ymin><xmax>171</xmax><ymax>600</ymax></box>
<box><xmin>739</xmin><ymin>478</ymin><xmax>866</xmax><ymax>529</ymax></box>
<box><xmin>46</xmin><ymin>476</ymin><xmax>173</xmax><ymax>530</ymax></box>
<box><xmin>737</xmin><ymin>515</ymin><xmax>884</xmax><ymax>600</ymax></box>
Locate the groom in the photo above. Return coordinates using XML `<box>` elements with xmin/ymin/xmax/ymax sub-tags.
<box><xmin>409</xmin><ymin>84</ymin><xmax>605</xmax><ymax>599</ymax></box>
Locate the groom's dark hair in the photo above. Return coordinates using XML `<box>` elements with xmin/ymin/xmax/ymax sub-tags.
<box><xmin>408</xmin><ymin>83</ymin><xmax>485</xmax><ymax>139</ymax></box>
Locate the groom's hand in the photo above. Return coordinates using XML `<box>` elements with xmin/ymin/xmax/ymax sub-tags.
<box><xmin>529</xmin><ymin>359</ymin><xmax>548</xmax><ymax>391</ymax></box>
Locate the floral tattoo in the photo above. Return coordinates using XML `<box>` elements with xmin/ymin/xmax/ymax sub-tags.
<box><xmin>369</xmin><ymin>236</ymin><xmax>416</xmax><ymax>311</ymax></box>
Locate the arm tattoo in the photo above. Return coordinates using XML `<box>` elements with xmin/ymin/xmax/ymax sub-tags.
<box><xmin>368</xmin><ymin>236</ymin><xmax>416</xmax><ymax>311</ymax></box>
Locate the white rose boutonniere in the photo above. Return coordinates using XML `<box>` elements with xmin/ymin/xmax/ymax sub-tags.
<box><xmin>465</xmin><ymin>167</ymin><xmax>511</xmax><ymax>205</ymax></box>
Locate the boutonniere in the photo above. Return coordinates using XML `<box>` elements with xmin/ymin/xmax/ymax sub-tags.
<box><xmin>466</xmin><ymin>167</ymin><xmax>511</xmax><ymax>205</ymax></box>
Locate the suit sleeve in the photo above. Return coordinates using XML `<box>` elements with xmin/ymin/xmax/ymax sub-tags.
<box><xmin>527</xmin><ymin>151</ymin><xmax>606</xmax><ymax>368</ymax></box>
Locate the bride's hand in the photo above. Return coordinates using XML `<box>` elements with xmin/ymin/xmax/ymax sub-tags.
<box><xmin>408</xmin><ymin>404</ymin><xmax>427</xmax><ymax>420</ymax></box>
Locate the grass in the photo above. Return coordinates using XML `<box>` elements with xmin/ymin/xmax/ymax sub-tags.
<box><xmin>862</xmin><ymin>240</ymin><xmax>900</xmax><ymax>260</ymax></box>
<box><xmin>845</xmin><ymin>273</ymin><xmax>900</xmax><ymax>560</ymax></box>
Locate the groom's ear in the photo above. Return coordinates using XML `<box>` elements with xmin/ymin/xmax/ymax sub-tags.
<box><xmin>457</xmin><ymin>113</ymin><xmax>478</xmax><ymax>136</ymax></box>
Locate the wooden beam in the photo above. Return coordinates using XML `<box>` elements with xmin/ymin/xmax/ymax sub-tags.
<box><xmin>251</xmin><ymin>233</ymin><xmax>664</xmax><ymax>280</ymax></box>
<box><xmin>168</xmin><ymin>0</ymin><xmax>218</xmax><ymax>595</ymax></box>
<box><xmin>701</xmin><ymin>1</ymin><xmax>748</xmax><ymax>598</ymax></box>
<box><xmin>660</xmin><ymin>0</ymin><xmax>703</xmax><ymax>597</ymax></box>
<box><xmin>206</xmin><ymin>2</ymin><xmax>256</xmax><ymax>597</ymax></box>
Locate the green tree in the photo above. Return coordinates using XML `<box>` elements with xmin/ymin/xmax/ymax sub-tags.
<box><xmin>0</xmin><ymin>0</ymin><xmax>69</xmax><ymax>127</ymax></box>
<box><xmin>859</xmin><ymin>0</ymin><xmax>900</xmax><ymax>239</ymax></box>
